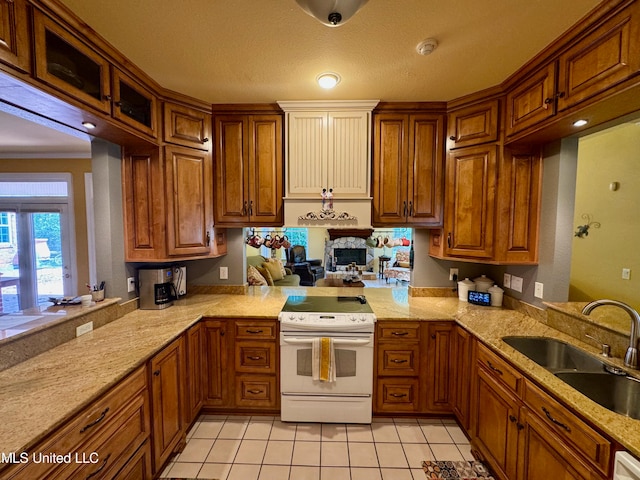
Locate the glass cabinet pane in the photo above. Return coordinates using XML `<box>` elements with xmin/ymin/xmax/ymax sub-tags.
<box><xmin>118</xmin><ymin>81</ymin><xmax>152</xmax><ymax>128</ymax></box>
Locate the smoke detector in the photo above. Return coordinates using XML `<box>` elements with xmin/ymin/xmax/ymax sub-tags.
<box><xmin>416</xmin><ymin>38</ymin><xmax>438</xmax><ymax>56</ymax></box>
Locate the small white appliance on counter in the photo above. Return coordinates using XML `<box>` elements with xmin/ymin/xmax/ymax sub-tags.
<box><xmin>172</xmin><ymin>265</ymin><xmax>186</xmax><ymax>297</ymax></box>
<box><xmin>278</xmin><ymin>295</ymin><xmax>376</xmax><ymax>424</ymax></box>
<box><xmin>615</xmin><ymin>452</ymin><xmax>640</xmax><ymax>480</ymax></box>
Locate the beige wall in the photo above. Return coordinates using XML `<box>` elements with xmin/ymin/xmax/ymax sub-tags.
<box><xmin>570</xmin><ymin>123</ymin><xmax>640</xmax><ymax>309</ymax></box>
<box><xmin>0</xmin><ymin>158</ymin><xmax>92</xmax><ymax>295</ymax></box>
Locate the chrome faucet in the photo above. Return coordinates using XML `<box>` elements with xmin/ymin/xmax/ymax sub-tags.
<box><xmin>582</xmin><ymin>299</ymin><xmax>640</xmax><ymax>369</ymax></box>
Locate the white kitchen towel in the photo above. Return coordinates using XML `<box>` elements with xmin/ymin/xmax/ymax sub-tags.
<box><xmin>312</xmin><ymin>337</ymin><xmax>336</xmax><ymax>382</ymax></box>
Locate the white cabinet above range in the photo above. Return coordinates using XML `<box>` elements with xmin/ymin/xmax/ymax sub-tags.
<box><xmin>278</xmin><ymin>100</ymin><xmax>379</xmax><ymax>199</ymax></box>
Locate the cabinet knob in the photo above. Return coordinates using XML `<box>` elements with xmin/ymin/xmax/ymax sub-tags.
<box><xmin>153</xmin><ymin>369</ymin><xmax>160</xmax><ymax>376</ymax></box>
<box><xmin>431</xmin><ymin>334</ymin><xmax>436</xmax><ymax>339</ymax></box>
<box><xmin>509</xmin><ymin>415</ymin><xmax>517</xmax><ymax>423</ymax></box>
<box><xmin>447</xmin><ymin>232</ymin><xmax>452</xmax><ymax>249</ymax></box>
<box><xmin>206</xmin><ymin>231</ymin><xmax>211</xmax><ymax>246</ymax></box>
<box><xmin>449</xmin><ymin>135</ymin><xmax>456</xmax><ymax>141</ymax></box>
<box><xmin>114</xmin><ymin>101</ymin><xmax>122</xmax><ymax>107</ymax></box>
<box><xmin>221</xmin><ymin>330</ymin><xmax>225</xmax><ymax>336</ymax></box>
<box><xmin>242</xmin><ymin>201</ymin><xmax>248</xmax><ymax>216</ymax></box>
<box><xmin>202</xmin><ymin>137</ymin><xmax>209</xmax><ymax>143</ymax></box>
<box><xmin>403</xmin><ymin>201</ymin><xmax>408</xmax><ymax>217</ymax></box>
<box><xmin>104</xmin><ymin>94</ymin><xmax>112</xmax><ymax>101</ymax></box>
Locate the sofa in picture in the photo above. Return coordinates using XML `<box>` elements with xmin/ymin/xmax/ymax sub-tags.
<box><xmin>247</xmin><ymin>255</ymin><xmax>301</xmax><ymax>286</ymax></box>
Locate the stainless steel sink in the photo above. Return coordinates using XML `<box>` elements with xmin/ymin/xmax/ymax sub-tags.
<box><xmin>502</xmin><ymin>336</ymin><xmax>605</xmax><ymax>373</ymax></box>
<box><xmin>555</xmin><ymin>372</ymin><xmax>640</xmax><ymax>420</ymax></box>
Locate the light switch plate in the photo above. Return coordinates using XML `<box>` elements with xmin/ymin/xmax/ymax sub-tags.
<box><xmin>511</xmin><ymin>276</ymin><xmax>523</xmax><ymax>293</ymax></box>
<box><xmin>219</xmin><ymin>266</ymin><xmax>228</xmax><ymax>280</ymax></box>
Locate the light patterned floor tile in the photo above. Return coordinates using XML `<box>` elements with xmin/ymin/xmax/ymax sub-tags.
<box><xmin>457</xmin><ymin>442</ymin><xmax>476</xmax><ymax>461</ymax></box>
<box><xmin>402</xmin><ymin>442</ymin><xmax>434</xmax><ymax>468</ymax></box>
<box><xmin>234</xmin><ymin>439</ymin><xmax>267</xmax><ymax>464</ymax></box>
<box><xmin>290</xmin><ymin>465</ymin><xmax>320</xmax><ymax>480</ymax></box>
<box><xmin>262</xmin><ymin>440</ymin><xmax>294</xmax><ymax>465</ymax></box>
<box><xmin>347</xmin><ymin>424</ymin><xmax>374</xmax><ymax>442</ymax></box>
<box><xmin>396</xmin><ymin>424</ymin><xmax>427</xmax><ymax>443</ymax></box>
<box><xmin>175</xmin><ymin>438</ymin><xmax>215</xmax><ymax>463</ymax></box>
<box><xmin>446</xmin><ymin>424</ymin><xmax>470</xmax><ymax>444</ymax></box>
<box><xmin>376</xmin><ymin>443</ymin><xmax>409</xmax><ymax>468</ymax></box>
<box><xmin>348</xmin><ymin>442</ymin><xmax>379</xmax><ymax>467</ymax></box>
<box><xmin>198</xmin><ymin>462</ymin><xmax>232</xmax><ymax>480</ymax></box>
<box><xmin>321</xmin><ymin>423</ymin><xmax>348</xmax><ymax>442</ymax></box>
<box><xmin>321</xmin><ymin>466</ymin><xmax>351</xmax><ymax>480</ymax></box>
<box><xmin>320</xmin><ymin>442</ymin><xmax>349</xmax><ymax>466</ymax></box>
<box><xmin>205</xmin><ymin>438</ymin><xmax>241</xmax><ymax>463</ymax></box>
<box><xmin>417</xmin><ymin>418</ymin><xmax>444</xmax><ymax>425</ymax></box>
<box><xmin>218</xmin><ymin>419</ymin><xmax>248</xmax><ymax>439</ymax></box>
<box><xmin>393</xmin><ymin>417</ymin><xmax>419</xmax><ymax>424</ymax></box>
<box><xmin>429</xmin><ymin>443</ymin><xmax>465</xmax><ymax>461</ymax></box>
<box><xmin>381</xmin><ymin>467</ymin><xmax>415</xmax><ymax>480</ymax></box>
<box><xmin>421</xmin><ymin>424</ymin><xmax>454</xmax><ymax>443</ymax></box>
<box><xmin>372</xmin><ymin>417</ymin><xmax>394</xmax><ymax>423</ymax></box>
<box><xmin>244</xmin><ymin>421</ymin><xmax>273</xmax><ymax>440</ymax></box>
<box><xmin>295</xmin><ymin>423</ymin><xmax>322</xmax><ymax>441</ymax></box>
<box><xmin>292</xmin><ymin>440</ymin><xmax>321</xmax><ymax>466</ymax></box>
<box><xmin>226</xmin><ymin>463</ymin><xmax>260</xmax><ymax>480</ymax></box>
<box><xmin>350</xmin><ymin>467</ymin><xmax>382</xmax><ymax>480</ymax></box>
<box><xmin>166</xmin><ymin>462</ymin><xmax>201</xmax><ymax>478</ymax></box>
<box><xmin>191</xmin><ymin>418</ymin><xmax>225</xmax><ymax>439</ymax></box>
<box><xmin>371</xmin><ymin>423</ymin><xmax>400</xmax><ymax>443</ymax></box>
<box><xmin>270</xmin><ymin>421</ymin><xmax>297</xmax><ymax>440</ymax></box>
<box><xmin>258</xmin><ymin>464</ymin><xmax>291</xmax><ymax>480</ymax></box>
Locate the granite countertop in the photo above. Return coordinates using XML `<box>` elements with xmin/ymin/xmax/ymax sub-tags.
<box><xmin>0</xmin><ymin>286</ymin><xmax>639</xmax><ymax>467</ymax></box>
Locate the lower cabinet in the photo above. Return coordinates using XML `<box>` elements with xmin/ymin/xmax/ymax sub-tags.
<box><xmin>374</xmin><ymin>321</ymin><xmax>453</xmax><ymax>414</ymax></box>
<box><xmin>149</xmin><ymin>336</ymin><xmax>186</xmax><ymax>474</ymax></box>
<box><xmin>184</xmin><ymin>323</ymin><xmax>204</xmax><ymax>427</ymax></box>
<box><xmin>2</xmin><ymin>367</ymin><xmax>151</xmax><ymax>480</ymax></box>
<box><xmin>451</xmin><ymin>325</ymin><xmax>473</xmax><ymax>430</ymax></box>
<box><xmin>469</xmin><ymin>341</ymin><xmax>612</xmax><ymax>480</ymax></box>
<box><xmin>203</xmin><ymin>318</ymin><xmax>279</xmax><ymax>412</ymax></box>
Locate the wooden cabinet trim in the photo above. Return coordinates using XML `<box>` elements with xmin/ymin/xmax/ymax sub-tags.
<box><xmin>164</xmin><ymin>102</ymin><xmax>211</xmax><ymax>149</ymax></box>
<box><xmin>0</xmin><ymin>0</ymin><xmax>30</xmax><ymax>73</ymax></box>
<box><xmin>448</xmin><ymin>100</ymin><xmax>499</xmax><ymax>148</ymax></box>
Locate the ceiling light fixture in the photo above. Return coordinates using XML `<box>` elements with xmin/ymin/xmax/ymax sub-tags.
<box><xmin>416</xmin><ymin>38</ymin><xmax>439</xmax><ymax>56</ymax></box>
<box><xmin>295</xmin><ymin>0</ymin><xmax>369</xmax><ymax>27</ymax></box>
<box><xmin>317</xmin><ymin>72</ymin><xmax>341</xmax><ymax>89</ymax></box>
<box><xmin>82</xmin><ymin>121</ymin><xmax>96</xmax><ymax>129</ymax></box>
<box><xmin>573</xmin><ymin>119</ymin><xmax>588</xmax><ymax>127</ymax></box>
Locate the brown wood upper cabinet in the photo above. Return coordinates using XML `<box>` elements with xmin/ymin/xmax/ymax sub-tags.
<box><xmin>447</xmin><ymin>100</ymin><xmax>499</xmax><ymax>149</ymax></box>
<box><xmin>164</xmin><ymin>102</ymin><xmax>212</xmax><ymax>150</ymax></box>
<box><xmin>213</xmin><ymin>112</ymin><xmax>284</xmax><ymax>226</ymax></box>
<box><xmin>0</xmin><ymin>0</ymin><xmax>30</xmax><ymax>73</ymax></box>
<box><xmin>372</xmin><ymin>112</ymin><xmax>445</xmax><ymax>227</ymax></box>
<box><xmin>506</xmin><ymin>0</ymin><xmax>640</xmax><ymax>138</ymax></box>
<box><xmin>32</xmin><ymin>9</ymin><xmax>158</xmax><ymax>139</ymax></box>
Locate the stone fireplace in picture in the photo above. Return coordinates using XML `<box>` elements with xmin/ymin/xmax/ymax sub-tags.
<box><xmin>325</xmin><ymin>235</ymin><xmax>374</xmax><ymax>272</ymax></box>
<box><xmin>334</xmin><ymin>248</ymin><xmax>367</xmax><ymax>267</ymax></box>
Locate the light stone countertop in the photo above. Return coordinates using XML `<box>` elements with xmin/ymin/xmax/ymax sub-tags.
<box><xmin>0</xmin><ymin>286</ymin><xmax>639</xmax><ymax>468</ymax></box>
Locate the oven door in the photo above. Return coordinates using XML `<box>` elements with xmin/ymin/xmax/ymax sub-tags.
<box><xmin>280</xmin><ymin>331</ymin><xmax>373</xmax><ymax>396</ymax></box>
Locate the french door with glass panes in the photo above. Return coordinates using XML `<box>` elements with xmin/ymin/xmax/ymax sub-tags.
<box><xmin>0</xmin><ymin>206</ymin><xmax>73</xmax><ymax>312</ymax></box>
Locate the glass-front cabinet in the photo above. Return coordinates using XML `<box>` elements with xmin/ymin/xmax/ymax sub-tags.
<box><xmin>32</xmin><ymin>10</ymin><xmax>157</xmax><ymax>138</ymax></box>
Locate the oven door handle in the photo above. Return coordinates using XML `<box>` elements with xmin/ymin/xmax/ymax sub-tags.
<box><xmin>282</xmin><ymin>338</ymin><xmax>371</xmax><ymax>346</ymax></box>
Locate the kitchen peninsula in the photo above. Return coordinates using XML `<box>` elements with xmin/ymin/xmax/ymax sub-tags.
<box><xmin>0</xmin><ymin>288</ymin><xmax>638</xmax><ymax>480</ymax></box>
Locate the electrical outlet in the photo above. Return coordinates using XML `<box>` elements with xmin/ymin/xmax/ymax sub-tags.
<box><xmin>503</xmin><ymin>273</ymin><xmax>512</xmax><ymax>289</ymax></box>
<box><xmin>622</xmin><ymin>268</ymin><xmax>631</xmax><ymax>280</ymax></box>
<box><xmin>127</xmin><ymin>277</ymin><xmax>136</xmax><ymax>293</ymax></box>
<box><xmin>511</xmin><ymin>276</ymin><xmax>523</xmax><ymax>293</ymax></box>
<box><xmin>534</xmin><ymin>282</ymin><xmax>544</xmax><ymax>299</ymax></box>
<box><xmin>76</xmin><ymin>321</ymin><xmax>93</xmax><ymax>337</ymax></box>
<box><xmin>449</xmin><ymin>268</ymin><xmax>459</xmax><ymax>281</ymax></box>
<box><xmin>220</xmin><ymin>266</ymin><xmax>228</xmax><ymax>280</ymax></box>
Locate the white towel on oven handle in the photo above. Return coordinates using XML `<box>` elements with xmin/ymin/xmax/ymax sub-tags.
<box><xmin>312</xmin><ymin>337</ymin><xmax>336</xmax><ymax>383</ymax></box>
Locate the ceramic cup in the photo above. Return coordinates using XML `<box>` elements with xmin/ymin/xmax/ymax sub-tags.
<box><xmin>80</xmin><ymin>294</ymin><xmax>92</xmax><ymax>307</ymax></box>
<box><xmin>91</xmin><ymin>290</ymin><xmax>105</xmax><ymax>302</ymax></box>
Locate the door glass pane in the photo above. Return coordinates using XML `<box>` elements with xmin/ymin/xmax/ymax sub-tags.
<box><xmin>33</xmin><ymin>212</ymin><xmax>64</xmax><ymax>305</ymax></box>
<box><xmin>0</xmin><ymin>211</ymin><xmax>19</xmax><ymax>313</ymax></box>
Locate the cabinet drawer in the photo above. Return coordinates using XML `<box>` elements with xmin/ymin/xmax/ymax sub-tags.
<box><xmin>476</xmin><ymin>343</ymin><xmax>522</xmax><ymax>394</ymax></box>
<box><xmin>377</xmin><ymin>344</ymin><xmax>420</xmax><ymax>376</ymax></box>
<box><xmin>523</xmin><ymin>380</ymin><xmax>611</xmax><ymax>476</ymax></box>
<box><xmin>235</xmin><ymin>342</ymin><xmax>276</xmax><ymax>374</ymax></box>
<box><xmin>377</xmin><ymin>322</ymin><xmax>420</xmax><ymax>341</ymax></box>
<box><xmin>235</xmin><ymin>375</ymin><xmax>278</xmax><ymax>408</ymax></box>
<box><xmin>376</xmin><ymin>378</ymin><xmax>420</xmax><ymax>412</ymax></box>
<box><xmin>235</xmin><ymin>320</ymin><xmax>277</xmax><ymax>340</ymax></box>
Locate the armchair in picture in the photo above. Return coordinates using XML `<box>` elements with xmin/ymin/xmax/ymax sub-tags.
<box><xmin>384</xmin><ymin>249</ymin><xmax>411</xmax><ymax>284</ymax></box>
<box><xmin>285</xmin><ymin>245</ymin><xmax>325</xmax><ymax>286</ymax></box>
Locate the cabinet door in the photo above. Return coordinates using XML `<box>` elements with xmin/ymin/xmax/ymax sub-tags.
<box><xmin>426</xmin><ymin>322</ymin><xmax>453</xmax><ymax>413</ymax></box>
<box><xmin>445</xmin><ymin>145</ymin><xmax>497</xmax><ymax>259</ymax></box>
<box><xmin>473</xmin><ymin>368</ymin><xmax>519</xmax><ymax>480</ymax></box>
<box><xmin>33</xmin><ymin>10</ymin><xmax>112</xmax><ymax>114</ymax></box>
<box><xmin>372</xmin><ymin>113</ymin><xmax>409</xmax><ymax>224</ymax></box>
<box><xmin>506</xmin><ymin>62</ymin><xmax>557</xmax><ymax>137</ymax></box>
<box><xmin>286</xmin><ymin>111</ymin><xmax>328</xmax><ymax>197</ymax></box>
<box><xmin>452</xmin><ymin>327</ymin><xmax>472</xmax><ymax>430</ymax></box>
<box><xmin>517</xmin><ymin>409</ymin><xmax>592</xmax><ymax>480</ymax></box>
<box><xmin>495</xmin><ymin>147</ymin><xmax>542</xmax><ymax>264</ymax></box>
<box><xmin>557</xmin><ymin>2</ymin><xmax>640</xmax><ymax>112</ymax></box>
<box><xmin>407</xmin><ymin>114</ymin><xmax>444</xmax><ymax>226</ymax></box>
<box><xmin>150</xmin><ymin>337</ymin><xmax>185</xmax><ymax>473</ymax></box>
<box><xmin>448</xmin><ymin>100</ymin><xmax>499</xmax><ymax>148</ymax></box>
<box><xmin>184</xmin><ymin>323</ymin><xmax>204</xmax><ymax>427</ymax></box>
<box><xmin>0</xmin><ymin>0</ymin><xmax>30</xmax><ymax>72</ymax></box>
<box><xmin>249</xmin><ymin>115</ymin><xmax>283</xmax><ymax>224</ymax></box>
<box><xmin>203</xmin><ymin>320</ymin><xmax>228</xmax><ymax>406</ymax></box>
<box><xmin>122</xmin><ymin>147</ymin><xmax>166</xmax><ymax>262</ymax></box>
<box><xmin>213</xmin><ymin>115</ymin><xmax>249</xmax><ymax>225</ymax></box>
<box><xmin>165</xmin><ymin>145</ymin><xmax>213</xmax><ymax>257</ymax></box>
<box><xmin>327</xmin><ymin>111</ymin><xmax>370</xmax><ymax>197</ymax></box>
<box><xmin>113</xmin><ymin>68</ymin><xmax>158</xmax><ymax>138</ymax></box>
<box><xmin>164</xmin><ymin>102</ymin><xmax>211</xmax><ymax>149</ymax></box>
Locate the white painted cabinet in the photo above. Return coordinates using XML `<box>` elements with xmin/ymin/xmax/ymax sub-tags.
<box><xmin>279</xmin><ymin>100</ymin><xmax>378</xmax><ymax>199</ymax></box>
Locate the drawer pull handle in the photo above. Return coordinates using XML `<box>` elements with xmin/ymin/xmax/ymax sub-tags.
<box><xmin>247</xmin><ymin>389</ymin><xmax>263</xmax><ymax>394</ymax></box>
<box><xmin>542</xmin><ymin>407</ymin><xmax>571</xmax><ymax>432</ymax></box>
<box><xmin>248</xmin><ymin>356</ymin><xmax>263</xmax><ymax>360</ymax></box>
<box><xmin>486</xmin><ymin>361</ymin><xmax>503</xmax><ymax>375</ymax></box>
<box><xmin>80</xmin><ymin>407</ymin><xmax>110</xmax><ymax>433</ymax></box>
<box><xmin>509</xmin><ymin>415</ymin><xmax>517</xmax><ymax>423</ymax></box>
<box><xmin>392</xmin><ymin>331</ymin><xmax>408</xmax><ymax>336</ymax></box>
<box><xmin>391</xmin><ymin>359</ymin><xmax>408</xmax><ymax>363</ymax></box>
<box><xmin>246</xmin><ymin>329</ymin><xmax>263</xmax><ymax>334</ymax></box>
<box><xmin>85</xmin><ymin>453</ymin><xmax>111</xmax><ymax>479</ymax></box>
<box><xmin>153</xmin><ymin>369</ymin><xmax>161</xmax><ymax>376</ymax></box>
<box><xmin>390</xmin><ymin>393</ymin><xmax>407</xmax><ymax>398</ymax></box>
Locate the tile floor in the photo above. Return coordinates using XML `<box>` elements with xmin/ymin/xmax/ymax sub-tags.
<box><xmin>160</xmin><ymin>415</ymin><xmax>473</xmax><ymax>480</ymax></box>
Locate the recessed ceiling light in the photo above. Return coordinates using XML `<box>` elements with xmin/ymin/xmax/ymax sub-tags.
<box><xmin>573</xmin><ymin>119</ymin><xmax>588</xmax><ymax>127</ymax></box>
<box><xmin>82</xmin><ymin>121</ymin><xmax>96</xmax><ymax>129</ymax></box>
<box><xmin>317</xmin><ymin>72</ymin><xmax>341</xmax><ymax>89</ymax></box>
